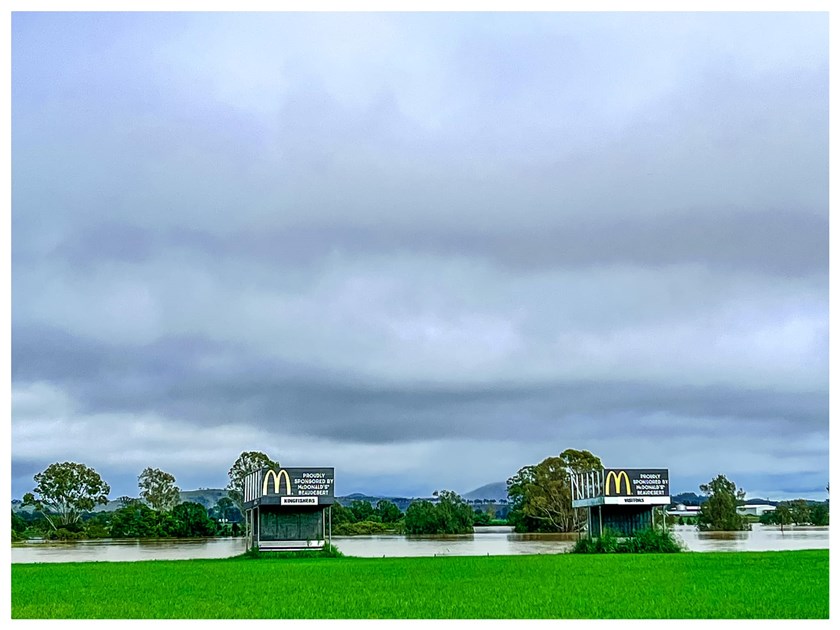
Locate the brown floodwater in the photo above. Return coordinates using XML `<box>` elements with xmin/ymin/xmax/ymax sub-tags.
<box><xmin>10</xmin><ymin>524</ymin><xmax>828</xmax><ymax>563</ymax></box>
<box><xmin>671</xmin><ymin>524</ymin><xmax>830</xmax><ymax>552</ymax></box>
<box><xmin>11</xmin><ymin>537</ymin><xmax>249</xmax><ymax>564</ymax></box>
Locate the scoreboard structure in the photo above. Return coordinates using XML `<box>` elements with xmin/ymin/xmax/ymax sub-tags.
<box><xmin>571</xmin><ymin>468</ymin><xmax>670</xmax><ymax>537</ymax></box>
<box><xmin>243</xmin><ymin>467</ymin><xmax>335</xmax><ymax>551</ymax></box>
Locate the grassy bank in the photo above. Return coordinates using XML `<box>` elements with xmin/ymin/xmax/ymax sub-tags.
<box><xmin>12</xmin><ymin>549</ymin><xmax>828</xmax><ymax>619</ymax></box>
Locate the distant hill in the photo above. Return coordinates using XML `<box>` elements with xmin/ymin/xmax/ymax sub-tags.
<box><xmin>13</xmin><ymin>486</ymin><xmax>806</xmax><ymax>514</ymax></box>
<box><xmin>11</xmin><ymin>489</ymin><xmax>424</xmax><ymax>514</ymax></box>
<box><xmin>670</xmin><ymin>494</ymin><xmax>793</xmax><ymax>507</ymax></box>
<box><xmin>102</xmin><ymin>489</ymin><xmax>233</xmax><ymax>511</ymax></box>
<box><xmin>463</xmin><ymin>482</ymin><xmax>508</xmax><ymax>501</ymax></box>
<box><xmin>335</xmin><ymin>494</ymin><xmax>417</xmax><ymax>512</ymax></box>
<box><xmin>743</xmin><ymin>497</ymin><xmax>779</xmax><ymax>506</ymax></box>
<box><xmin>670</xmin><ymin>492</ymin><xmax>707</xmax><ymax>506</ymax></box>
<box><xmin>178</xmin><ymin>488</ymin><xmax>230</xmax><ymax>508</ymax></box>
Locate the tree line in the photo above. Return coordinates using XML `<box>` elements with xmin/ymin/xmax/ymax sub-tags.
<box><xmin>331</xmin><ymin>490</ymin><xmax>494</xmax><ymax>535</ymax></box>
<box><xmin>13</xmin><ymin>449</ymin><xmax>827</xmax><ymax>542</ymax></box>
<box><xmin>759</xmin><ymin>498</ymin><xmax>829</xmax><ymax>529</ymax></box>
<box><xmin>13</xmin><ymin>452</ymin><xmax>490</xmax><ymax>541</ymax></box>
<box><xmin>13</xmin><ymin>451</ymin><xmax>281</xmax><ymax>542</ymax></box>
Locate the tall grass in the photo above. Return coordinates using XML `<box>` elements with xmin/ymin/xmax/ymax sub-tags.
<box><xmin>572</xmin><ymin>527</ymin><xmax>685</xmax><ymax>553</ymax></box>
<box><xmin>241</xmin><ymin>543</ymin><xmax>344</xmax><ymax>559</ymax></box>
<box><xmin>12</xmin><ymin>550</ymin><xmax>827</xmax><ymax>619</ymax></box>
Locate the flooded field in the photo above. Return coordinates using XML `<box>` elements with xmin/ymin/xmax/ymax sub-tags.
<box><xmin>11</xmin><ymin>536</ymin><xmax>248</xmax><ymax>564</ymax></box>
<box><xmin>673</xmin><ymin>524</ymin><xmax>830</xmax><ymax>552</ymax></box>
<box><xmin>11</xmin><ymin>524</ymin><xmax>828</xmax><ymax>563</ymax></box>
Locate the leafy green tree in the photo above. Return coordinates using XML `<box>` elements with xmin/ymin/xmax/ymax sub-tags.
<box><xmin>15</xmin><ymin>510</ymin><xmax>51</xmax><ymax>537</ymax></box>
<box><xmin>21</xmin><ymin>462</ymin><xmax>110</xmax><ymax>531</ymax></box>
<box><xmin>171</xmin><ymin>502</ymin><xmax>216</xmax><ymax>537</ymax></box>
<box><xmin>349</xmin><ymin>499</ymin><xmax>375</xmax><ymax>522</ymax></box>
<box><xmin>214</xmin><ymin>496</ymin><xmax>240</xmax><ymax>522</ymax></box>
<box><xmin>110</xmin><ymin>501</ymin><xmax>161</xmax><ymax>538</ymax></box>
<box><xmin>330</xmin><ymin>502</ymin><xmax>356</xmax><ymax>529</ymax></box>
<box><xmin>404</xmin><ymin>500</ymin><xmax>441</xmax><ymax>534</ymax></box>
<box><xmin>772</xmin><ymin>504</ymin><xmax>793</xmax><ymax>532</ymax></box>
<box><xmin>138</xmin><ymin>467</ymin><xmax>181</xmax><ymax>512</ymax></box>
<box><xmin>810</xmin><ymin>502</ymin><xmax>829</xmax><ymax>526</ymax></box>
<box><xmin>333</xmin><ymin>520</ymin><xmax>392</xmax><ymax>535</ymax></box>
<box><xmin>434</xmin><ymin>490</ymin><xmax>474</xmax><ymax>534</ymax></box>
<box><xmin>375</xmin><ymin>500</ymin><xmax>402</xmax><ymax>523</ymax></box>
<box><xmin>209</xmin><ymin>497</ymin><xmax>240</xmax><ymax>535</ymax></box>
<box><xmin>697</xmin><ymin>474</ymin><xmax>746</xmax><ymax>531</ymax></box>
<box><xmin>473</xmin><ymin>509</ymin><xmax>492</xmax><ymax>526</ymax></box>
<box><xmin>81</xmin><ymin>511</ymin><xmax>112</xmax><ymax>539</ymax></box>
<box><xmin>12</xmin><ymin>510</ymin><xmax>26</xmax><ymax>533</ymax></box>
<box><xmin>12</xmin><ymin>511</ymin><xmax>27</xmax><ymax>542</ymax></box>
<box><xmin>404</xmin><ymin>491</ymin><xmax>473</xmax><ymax>534</ymax></box>
<box><xmin>507</xmin><ymin>448</ymin><xmax>602</xmax><ymax>533</ymax></box>
<box><xmin>226</xmin><ymin>451</ymin><xmax>280</xmax><ymax>515</ymax></box>
<box><xmin>788</xmin><ymin>499</ymin><xmax>811</xmax><ymax>525</ymax></box>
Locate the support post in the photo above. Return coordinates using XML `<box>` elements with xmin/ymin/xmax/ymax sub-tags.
<box><xmin>598</xmin><ymin>505</ymin><xmax>603</xmax><ymax>538</ymax></box>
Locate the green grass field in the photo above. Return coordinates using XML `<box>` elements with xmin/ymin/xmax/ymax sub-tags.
<box><xmin>12</xmin><ymin>549</ymin><xmax>828</xmax><ymax>619</ymax></box>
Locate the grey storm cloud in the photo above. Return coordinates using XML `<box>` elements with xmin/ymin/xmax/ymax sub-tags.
<box><xmin>39</xmin><ymin>208</ymin><xmax>827</xmax><ymax>276</ymax></box>
<box><xmin>12</xmin><ymin>324</ymin><xmax>826</xmax><ymax>444</ymax></box>
<box><xmin>11</xmin><ymin>11</ymin><xmax>828</xmax><ymax>499</ymax></box>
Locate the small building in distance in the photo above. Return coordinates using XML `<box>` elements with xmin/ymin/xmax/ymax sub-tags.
<box><xmin>666</xmin><ymin>503</ymin><xmax>702</xmax><ymax>518</ymax></box>
<box><xmin>736</xmin><ymin>503</ymin><xmax>776</xmax><ymax>517</ymax></box>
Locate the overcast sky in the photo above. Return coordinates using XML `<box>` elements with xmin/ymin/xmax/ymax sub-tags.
<box><xmin>11</xmin><ymin>12</ymin><xmax>828</xmax><ymax>501</ymax></box>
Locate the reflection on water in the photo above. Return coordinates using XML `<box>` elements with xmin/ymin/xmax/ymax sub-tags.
<box><xmin>12</xmin><ymin>537</ymin><xmax>248</xmax><ymax>564</ymax></box>
<box><xmin>11</xmin><ymin>525</ymin><xmax>828</xmax><ymax>563</ymax></box>
<box><xmin>672</xmin><ymin>524</ymin><xmax>829</xmax><ymax>552</ymax></box>
<box><xmin>334</xmin><ymin>528</ymin><xmax>580</xmax><ymax>558</ymax></box>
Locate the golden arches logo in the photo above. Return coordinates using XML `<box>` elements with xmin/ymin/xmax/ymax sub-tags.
<box><xmin>263</xmin><ymin>469</ymin><xmax>292</xmax><ymax>495</ymax></box>
<box><xmin>605</xmin><ymin>470</ymin><xmax>631</xmax><ymax>496</ymax></box>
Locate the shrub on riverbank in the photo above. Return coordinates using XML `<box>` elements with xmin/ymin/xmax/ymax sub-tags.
<box><xmin>241</xmin><ymin>543</ymin><xmax>344</xmax><ymax>559</ymax></box>
<box><xmin>572</xmin><ymin>527</ymin><xmax>683</xmax><ymax>553</ymax></box>
<box><xmin>44</xmin><ymin>528</ymin><xmax>87</xmax><ymax>541</ymax></box>
<box><xmin>334</xmin><ymin>520</ymin><xmax>401</xmax><ymax>535</ymax></box>
<box><xmin>404</xmin><ymin>491</ymin><xmax>474</xmax><ymax>534</ymax></box>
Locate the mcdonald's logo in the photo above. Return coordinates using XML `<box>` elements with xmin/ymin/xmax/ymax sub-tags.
<box><xmin>263</xmin><ymin>469</ymin><xmax>292</xmax><ymax>495</ymax></box>
<box><xmin>605</xmin><ymin>470</ymin><xmax>631</xmax><ymax>496</ymax></box>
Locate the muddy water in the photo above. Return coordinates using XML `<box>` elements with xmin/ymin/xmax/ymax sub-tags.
<box><xmin>11</xmin><ymin>537</ymin><xmax>249</xmax><ymax>564</ymax></box>
<box><xmin>334</xmin><ymin>527</ymin><xmax>580</xmax><ymax>557</ymax></box>
<box><xmin>672</xmin><ymin>524</ymin><xmax>829</xmax><ymax>552</ymax></box>
<box><xmin>11</xmin><ymin>525</ymin><xmax>828</xmax><ymax>563</ymax></box>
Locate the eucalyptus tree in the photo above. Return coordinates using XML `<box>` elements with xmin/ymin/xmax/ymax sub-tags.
<box><xmin>138</xmin><ymin>467</ymin><xmax>181</xmax><ymax>511</ymax></box>
<box><xmin>22</xmin><ymin>461</ymin><xmax>110</xmax><ymax>531</ymax></box>
<box><xmin>226</xmin><ymin>451</ymin><xmax>280</xmax><ymax>515</ymax></box>
<box><xmin>697</xmin><ymin>474</ymin><xmax>747</xmax><ymax>531</ymax></box>
<box><xmin>507</xmin><ymin>448</ymin><xmax>603</xmax><ymax>533</ymax></box>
